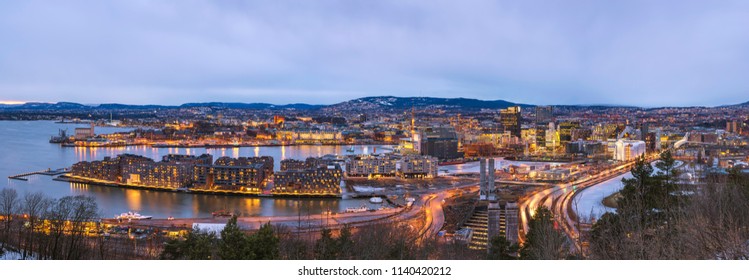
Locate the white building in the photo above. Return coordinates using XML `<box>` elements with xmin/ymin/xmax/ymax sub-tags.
<box><xmin>614</xmin><ymin>139</ymin><xmax>646</xmax><ymax>161</ymax></box>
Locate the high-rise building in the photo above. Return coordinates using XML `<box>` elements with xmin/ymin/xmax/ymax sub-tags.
<box><xmin>500</xmin><ymin>106</ymin><xmax>522</xmax><ymax>138</ymax></box>
<box><xmin>535</xmin><ymin>106</ymin><xmax>554</xmax><ymax>149</ymax></box>
<box><xmin>559</xmin><ymin>121</ymin><xmax>581</xmax><ymax>146</ymax></box>
<box><xmin>419</xmin><ymin>127</ymin><xmax>460</xmax><ymax>160</ymax></box>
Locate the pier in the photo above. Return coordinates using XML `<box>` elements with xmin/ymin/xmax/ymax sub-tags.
<box><xmin>8</xmin><ymin>168</ymin><xmax>70</xmax><ymax>181</ymax></box>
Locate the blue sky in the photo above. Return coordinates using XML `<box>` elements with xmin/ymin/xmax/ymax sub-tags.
<box><xmin>1</xmin><ymin>0</ymin><xmax>748</xmax><ymax>106</ymax></box>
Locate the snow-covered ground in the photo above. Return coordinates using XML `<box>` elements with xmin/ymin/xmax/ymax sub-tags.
<box><xmin>572</xmin><ymin>160</ymin><xmax>682</xmax><ymax>221</ymax></box>
<box><xmin>1</xmin><ymin>244</ymin><xmax>24</xmax><ymax>260</ymax></box>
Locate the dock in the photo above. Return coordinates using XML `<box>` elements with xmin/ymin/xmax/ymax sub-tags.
<box><xmin>8</xmin><ymin>168</ymin><xmax>70</xmax><ymax>181</ymax></box>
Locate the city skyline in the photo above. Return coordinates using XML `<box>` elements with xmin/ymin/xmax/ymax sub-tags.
<box><xmin>2</xmin><ymin>1</ymin><xmax>749</xmax><ymax>107</ymax></box>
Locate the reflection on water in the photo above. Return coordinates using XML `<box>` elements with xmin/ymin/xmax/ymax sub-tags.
<box><xmin>0</xmin><ymin>121</ymin><xmax>391</xmax><ymax>218</ymax></box>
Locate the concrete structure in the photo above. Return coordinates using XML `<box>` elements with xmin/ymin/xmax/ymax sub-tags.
<box><xmin>487</xmin><ymin>200</ymin><xmax>520</xmax><ymax>246</ymax></box>
<box><xmin>479</xmin><ymin>158</ymin><xmax>496</xmax><ymax>200</ymax></box>
<box><xmin>614</xmin><ymin>139</ymin><xmax>646</xmax><ymax>161</ymax></box>
<box><xmin>74</xmin><ymin>123</ymin><xmax>95</xmax><ymax>139</ymax></box>
<box><xmin>480</xmin><ymin>158</ymin><xmax>487</xmax><ymax>200</ymax></box>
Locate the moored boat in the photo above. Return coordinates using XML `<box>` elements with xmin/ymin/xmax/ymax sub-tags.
<box><xmin>115</xmin><ymin>211</ymin><xmax>152</xmax><ymax>220</ymax></box>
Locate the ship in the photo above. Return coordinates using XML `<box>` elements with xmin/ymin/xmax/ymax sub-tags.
<box><xmin>115</xmin><ymin>211</ymin><xmax>152</xmax><ymax>220</ymax></box>
<box><xmin>345</xmin><ymin>205</ymin><xmax>369</xmax><ymax>213</ymax></box>
<box><xmin>212</xmin><ymin>209</ymin><xmax>235</xmax><ymax>217</ymax></box>
<box><xmin>437</xmin><ymin>158</ymin><xmax>479</xmax><ymax>166</ymax></box>
<box><xmin>369</xmin><ymin>196</ymin><xmax>384</xmax><ymax>204</ymax></box>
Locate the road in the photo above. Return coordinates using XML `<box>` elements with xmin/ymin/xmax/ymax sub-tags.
<box><xmin>518</xmin><ymin>151</ymin><xmax>671</xmax><ymax>251</ymax></box>
<box><xmin>517</xmin><ymin>157</ymin><xmax>646</xmax><ymax>246</ymax></box>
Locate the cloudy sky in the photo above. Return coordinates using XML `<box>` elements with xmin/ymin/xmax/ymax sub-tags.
<box><xmin>1</xmin><ymin>0</ymin><xmax>748</xmax><ymax>106</ymax></box>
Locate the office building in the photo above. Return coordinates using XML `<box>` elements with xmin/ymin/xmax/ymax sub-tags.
<box><xmin>419</xmin><ymin>127</ymin><xmax>460</xmax><ymax>160</ymax></box>
<box><xmin>501</xmin><ymin>106</ymin><xmax>522</xmax><ymax>138</ymax></box>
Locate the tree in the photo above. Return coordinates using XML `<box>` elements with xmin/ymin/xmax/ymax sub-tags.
<box><xmin>336</xmin><ymin>225</ymin><xmax>353</xmax><ymax>259</ymax></box>
<box><xmin>487</xmin><ymin>235</ymin><xmax>518</xmax><ymax>260</ymax></box>
<box><xmin>218</xmin><ymin>216</ymin><xmax>251</xmax><ymax>260</ymax></box>
<box><xmin>248</xmin><ymin>222</ymin><xmax>279</xmax><ymax>260</ymax></box>
<box><xmin>0</xmin><ymin>188</ymin><xmax>19</xmax><ymax>248</ymax></box>
<box><xmin>656</xmin><ymin>150</ymin><xmax>677</xmax><ymax>181</ymax></box>
<box><xmin>20</xmin><ymin>192</ymin><xmax>51</xmax><ymax>259</ymax></box>
<box><xmin>519</xmin><ymin>206</ymin><xmax>568</xmax><ymax>260</ymax></box>
<box><xmin>160</xmin><ymin>228</ymin><xmax>217</xmax><ymax>260</ymax></box>
<box><xmin>313</xmin><ymin>228</ymin><xmax>337</xmax><ymax>259</ymax></box>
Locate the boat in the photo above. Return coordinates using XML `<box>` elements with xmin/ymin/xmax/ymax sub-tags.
<box><xmin>369</xmin><ymin>197</ymin><xmax>383</xmax><ymax>204</ymax></box>
<box><xmin>438</xmin><ymin>157</ymin><xmax>481</xmax><ymax>166</ymax></box>
<box><xmin>345</xmin><ymin>205</ymin><xmax>369</xmax><ymax>213</ymax></box>
<box><xmin>115</xmin><ymin>211</ymin><xmax>152</xmax><ymax>220</ymax></box>
<box><xmin>346</xmin><ymin>147</ymin><xmax>355</xmax><ymax>153</ymax></box>
<box><xmin>212</xmin><ymin>209</ymin><xmax>234</xmax><ymax>217</ymax></box>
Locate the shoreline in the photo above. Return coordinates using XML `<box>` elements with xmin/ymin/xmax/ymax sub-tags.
<box><xmin>56</xmin><ymin>175</ymin><xmax>343</xmax><ymax>199</ymax></box>
<box><xmin>55</xmin><ymin>142</ymin><xmax>395</xmax><ymax>149</ymax></box>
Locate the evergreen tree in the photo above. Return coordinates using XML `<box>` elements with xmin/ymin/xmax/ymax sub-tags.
<box><xmin>336</xmin><ymin>225</ymin><xmax>353</xmax><ymax>259</ymax></box>
<box><xmin>248</xmin><ymin>222</ymin><xmax>279</xmax><ymax>260</ymax></box>
<box><xmin>219</xmin><ymin>216</ymin><xmax>252</xmax><ymax>260</ymax></box>
<box><xmin>519</xmin><ymin>206</ymin><xmax>568</xmax><ymax>260</ymax></box>
<box><xmin>160</xmin><ymin>229</ymin><xmax>217</xmax><ymax>260</ymax></box>
<box><xmin>487</xmin><ymin>235</ymin><xmax>518</xmax><ymax>260</ymax></box>
<box><xmin>313</xmin><ymin>228</ymin><xmax>337</xmax><ymax>259</ymax></box>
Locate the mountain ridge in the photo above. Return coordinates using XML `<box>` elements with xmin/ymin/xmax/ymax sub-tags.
<box><xmin>2</xmin><ymin>96</ymin><xmax>748</xmax><ymax>111</ymax></box>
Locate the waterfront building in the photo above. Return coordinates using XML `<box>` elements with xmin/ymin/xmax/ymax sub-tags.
<box><xmin>123</xmin><ymin>161</ymin><xmax>194</xmax><ymax>189</ymax></box>
<box><xmin>215</xmin><ymin>156</ymin><xmax>274</xmax><ymax>176</ymax></box>
<box><xmin>193</xmin><ymin>162</ymin><xmax>268</xmax><ymax>193</ymax></box>
<box><xmin>276</xmin><ymin>130</ymin><xmax>343</xmax><ymax>144</ymax></box>
<box><xmin>272</xmin><ymin>164</ymin><xmax>343</xmax><ymax>195</ymax></box>
<box><xmin>398</xmin><ymin>154</ymin><xmax>438</xmax><ymax>178</ymax></box>
<box><xmin>71</xmin><ymin>154</ymin><xmax>153</xmax><ymax>182</ymax></box>
<box><xmin>501</xmin><ymin>106</ymin><xmax>522</xmax><ymax>138</ymax></box>
<box><xmin>345</xmin><ymin>154</ymin><xmax>398</xmax><ymax>177</ymax></box>
<box><xmin>280</xmin><ymin>159</ymin><xmax>308</xmax><ymax>171</ymax></box>
<box><xmin>162</xmin><ymin>154</ymin><xmax>214</xmax><ymax>165</ymax></box>
<box><xmin>74</xmin><ymin>123</ymin><xmax>95</xmax><ymax>139</ymax></box>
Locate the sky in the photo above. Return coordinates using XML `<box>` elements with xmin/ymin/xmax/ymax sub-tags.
<box><xmin>1</xmin><ymin>0</ymin><xmax>748</xmax><ymax>107</ymax></box>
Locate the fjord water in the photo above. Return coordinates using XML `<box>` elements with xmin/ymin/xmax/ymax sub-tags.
<box><xmin>0</xmin><ymin>121</ymin><xmax>387</xmax><ymax>218</ymax></box>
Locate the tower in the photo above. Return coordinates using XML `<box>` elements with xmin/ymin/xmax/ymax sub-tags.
<box><xmin>479</xmin><ymin>158</ymin><xmax>487</xmax><ymax>200</ymax></box>
<box><xmin>488</xmin><ymin>158</ymin><xmax>495</xmax><ymax>201</ymax></box>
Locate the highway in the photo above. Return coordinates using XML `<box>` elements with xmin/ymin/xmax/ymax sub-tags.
<box><xmin>518</xmin><ymin>151</ymin><xmax>672</xmax><ymax>251</ymax></box>
<box><xmin>517</xmin><ymin>158</ymin><xmax>646</xmax><ymax>247</ymax></box>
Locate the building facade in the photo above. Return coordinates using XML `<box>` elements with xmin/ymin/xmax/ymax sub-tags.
<box><xmin>398</xmin><ymin>154</ymin><xmax>438</xmax><ymax>178</ymax></box>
